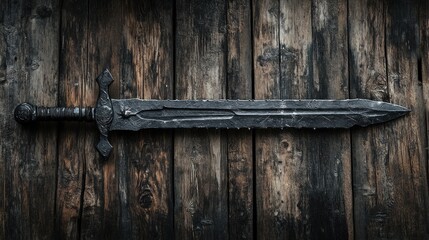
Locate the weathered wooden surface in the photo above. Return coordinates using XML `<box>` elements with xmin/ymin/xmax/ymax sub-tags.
<box><xmin>118</xmin><ymin>0</ymin><xmax>174</xmax><ymax>238</ymax></box>
<box><xmin>1</xmin><ymin>0</ymin><xmax>429</xmax><ymax>239</ymax></box>
<box><xmin>226</xmin><ymin>0</ymin><xmax>254</xmax><ymax>238</ymax></box>
<box><xmin>350</xmin><ymin>1</ymin><xmax>429</xmax><ymax>239</ymax></box>
<box><xmin>1</xmin><ymin>0</ymin><xmax>59</xmax><ymax>239</ymax></box>
<box><xmin>349</xmin><ymin>1</ymin><xmax>391</xmax><ymax>239</ymax></box>
<box><xmin>55</xmin><ymin>0</ymin><xmax>88</xmax><ymax>238</ymax></box>
<box><xmin>254</xmin><ymin>0</ymin><xmax>352</xmax><ymax>239</ymax></box>
<box><xmin>174</xmin><ymin>0</ymin><xmax>228</xmax><ymax>239</ymax></box>
<box><xmin>383</xmin><ymin>0</ymin><xmax>428</xmax><ymax>238</ymax></box>
<box><xmin>80</xmin><ymin>0</ymin><xmax>122</xmax><ymax>238</ymax></box>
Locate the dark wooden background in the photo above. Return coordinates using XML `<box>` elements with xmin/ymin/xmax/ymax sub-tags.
<box><xmin>1</xmin><ymin>0</ymin><xmax>429</xmax><ymax>239</ymax></box>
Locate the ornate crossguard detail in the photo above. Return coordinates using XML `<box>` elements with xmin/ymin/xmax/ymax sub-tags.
<box><xmin>14</xmin><ymin>69</ymin><xmax>410</xmax><ymax>160</ymax></box>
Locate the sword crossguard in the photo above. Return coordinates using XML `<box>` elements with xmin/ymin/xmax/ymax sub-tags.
<box><xmin>94</xmin><ymin>69</ymin><xmax>114</xmax><ymax>160</ymax></box>
<box><xmin>14</xmin><ymin>69</ymin><xmax>114</xmax><ymax>161</ymax></box>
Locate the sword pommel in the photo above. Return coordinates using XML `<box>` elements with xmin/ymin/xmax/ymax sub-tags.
<box><xmin>14</xmin><ymin>102</ymin><xmax>37</xmax><ymax>123</ymax></box>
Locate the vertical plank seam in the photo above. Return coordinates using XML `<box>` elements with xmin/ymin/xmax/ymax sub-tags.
<box><xmin>53</xmin><ymin>0</ymin><xmax>64</xmax><ymax>237</ymax></box>
<box><xmin>225</xmin><ymin>0</ymin><xmax>231</xmax><ymax>238</ymax></box>
<box><xmin>383</xmin><ymin>1</ymin><xmax>390</xmax><ymax>102</ymax></box>
<box><xmin>250</xmin><ymin>0</ymin><xmax>255</xmax><ymax>101</ymax></box>
<box><xmin>252</xmin><ymin>130</ymin><xmax>257</xmax><ymax>240</ymax></box>
<box><xmin>345</xmin><ymin>0</ymin><xmax>356</xmax><ymax>239</ymax></box>
<box><xmin>310</xmin><ymin>0</ymin><xmax>315</xmax><ymax>99</ymax></box>
<box><xmin>223</xmin><ymin>2</ymin><xmax>229</xmax><ymax>237</ymax></box>
<box><xmin>346</xmin><ymin>0</ymin><xmax>351</xmax><ymax>100</ymax></box>
<box><xmin>418</xmin><ymin>0</ymin><xmax>429</xmax><ymax>227</ymax></box>
<box><xmin>173</xmin><ymin>0</ymin><xmax>177</xmax><ymax>101</ymax></box>
<box><xmin>277</xmin><ymin>0</ymin><xmax>282</xmax><ymax>99</ymax></box>
<box><xmin>225</xmin><ymin>0</ymin><xmax>229</xmax><ymax>100</ymax></box>
<box><xmin>1</xmin><ymin>2</ymin><xmax>5</xmax><ymax>228</ymax></box>
<box><xmin>422</xmin><ymin>0</ymin><xmax>429</xmax><ymax>216</ymax></box>
<box><xmin>172</xmin><ymin>0</ymin><xmax>177</xmax><ymax>238</ymax></box>
<box><xmin>249</xmin><ymin>0</ymin><xmax>257</xmax><ymax>239</ymax></box>
<box><xmin>77</xmin><ymin>0</ymin><xmax>90</xmax><ymax>238</ymax></box>
<box><xmin>119</xmin><ymin>2</ymin><xmax>130</xmax><ymax>237</ymax></box>
<box><xmin>250</xmin><ymin>1</ymin><xmax>259</xmax><ymax>238</ymax></box>
<box><xmin>171</xmin><ymin>0</ymin><xmax>176</xmax><ymax>235</ymax></box>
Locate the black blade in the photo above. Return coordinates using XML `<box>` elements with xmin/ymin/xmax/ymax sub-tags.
<box><xmin>109</xmin><ymin>99</ymin><xmax>410</xmax><ymax>131</ymax></box>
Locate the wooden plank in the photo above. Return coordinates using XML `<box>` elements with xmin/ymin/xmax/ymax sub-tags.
<box><xmin>253</xmin><ymin>0</ymin><xmax>282</xmax><ymax>238</ymax></box>
<box><xmin>254</xmin><ymin>0</ymin><xmax>352</xmax><ymax>238</ymax></box>
<box><xmin>386</xmin><ymin>0</ymin><xmax>429</xmax><ymax>237</ymax></box>
<box><xmin>1</xmin><ymin>0</ymin><xmax>59</xmax><ymax>239</ymax></box>
<box><xmin>252</xmin><ymin>1</ymin><xmax>280</xmax><ymax>238</ymax></box>
<box><xmin>386</xmin><ymin>0</ymin><xmax>428</xmax><ymax>237</ymax></box>
<box><xmin>252</xmin><ymin>0</ymin><xmax>279</xmax><ymax>100</ymax></box>
<box><xmin>226</xmin><ymin>0</ymin><xmax>254</xmax><ymax>238</ymax></box>
<box><xmin>348</xmin><ymin>1</ymin><xmax>390</xmax><ymax>239</ymax></box>
<box><xmin>174</xmin><ymin>0</ymin><xmax>228</xmax><ymax>239</ymax></box>
<box><xmin>310</xmin><ymin>1</ymin><xmax>352</xmax><ymax>238</ymax></box>
<box><xmin>79</xmin><ymin>0</ymin><xmax>123</xmax><ymax>238</ymax></box>
<box><xmin>421</xmin><ymin>0</ymin><xmax>429</xmax><ymax>202</ymax></box>
<box><xmin>118</xmin><ymin>0</ymin><xmax>174</xmax><ymax>238</ymax></box>
<box><xmin>0</xmin><ymin>1</ymin><xmax>4</xmax><ymax>236</ymax></box>
<box><xmin>55</xmin><ymin>0</ymin><xmax>88</xmax><ymax>238</ymax></box>
<box><xmin>350</xmin><ymin>0</ymin><xmax>429</xmax><ymax>238</ymax></box>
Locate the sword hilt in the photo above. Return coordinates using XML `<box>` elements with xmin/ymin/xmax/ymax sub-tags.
<box><xmin>14</xmin><ymin>103</ymin><xmax>94</xmax><ymax>123</ymax></box>
<box><xmin>14</xmin><ymin>69</ymin><xmax>114</xmax><ymax>161</ymax></box>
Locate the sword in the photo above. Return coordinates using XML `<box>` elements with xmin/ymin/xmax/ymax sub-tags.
<box><xmin>14</xmin><ymin>69</ymin><xmax>410</xmax><ymax>160</ymax></box>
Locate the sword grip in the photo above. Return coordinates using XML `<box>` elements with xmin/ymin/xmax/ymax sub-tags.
<box><xmin>14</xmin><ymin>102</ymin><xmax>94</xmax><ymax>124</ymax></box>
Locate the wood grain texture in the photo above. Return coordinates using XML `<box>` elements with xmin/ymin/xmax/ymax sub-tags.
<box><xmin>387</xmin><ymin>0</ymin><xmax>429</xmax><ymax>236</ymax></box>
<box><xmin>0</xmin><ymin>1</ymin><xmax>4</xmax><ymax>236</ymax></box>
<box><xmin>226</xmin><ymin>0</ymin><xmax>253</xmax><ymax>238</ymax></box>
<box><xmin>254</xmin><ymin>0</ymin><xmax>352</xmax><ymax>238</ymax></box>
<box><xmin>252</xmin><ymin>1</ymin><xmax>281</xmax><ymax>238</ymax></box>
<box><xmin>174</xmin><ymin>0</ymin><xmax>228</xmax><ymax>239</ymax></box>
<box><xmin>351</xmin><ymin>0</ymin><xmax>429</xmax><ymax>238</ymax></box>
<box><xmin>55</xmin><ymin>0</ymin><xmax>87</xmax><ymax>238</ymax></box>
<box><xmin>118</xmin><ymin>0</ymin><xmax>174</xmax><ymax>238</ymax></box>
<box><xmin>253</xmin><ymin>0</ymin><xmax>279</xmax><ymax>100</ymax></box>
<box><xmin>352</xmin><ymin>0</ymin><xmax>428</xmax><ymax>238</ymax></box>
<box><xmin>349</xmin><ymin>1</ymin><xmax>392</xmax><ymax>239</ymax></box>
<box><xmin>78</xmin><ymin>0</ymin><xmax>123</xmax><ymax>238</ymax></box>
<box><xmin>421</xmin><ymin>0</ymin><xmax>429</xmax><ymax>214</ymax></box>
<box><xmin>310</xmin><ymin>1</ymin><xmax>352</xmax><ymax>238</ymax></box>
<box><xmin>2</xmin><ymin>1</ymin><xmax>429</xmax><ymax>239</ymax></box>
<box><xmin>0</xmin><ymin>0</ymin><xmax>59</xmax><ymax>239</ymax></box>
